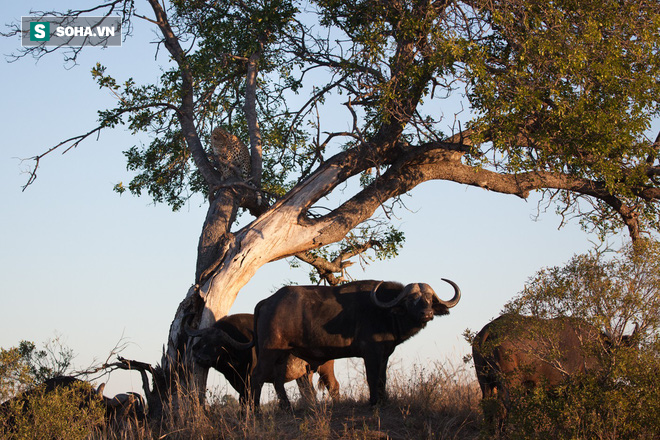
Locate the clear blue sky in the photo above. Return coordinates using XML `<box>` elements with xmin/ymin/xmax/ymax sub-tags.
<box><xmin>0</xmin><ymin>2</ymin><xmax>620</xmax><ymax>398</ymax></box>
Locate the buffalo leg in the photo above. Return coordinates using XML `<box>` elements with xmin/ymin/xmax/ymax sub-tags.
<box><xmin>364</xmin><ymin>353</ymin><xmax>389</xmax><ymax>405</ymax></box>
<box><xmin>237</xmin><ymin>383</ymin><xmax>249</xmax><ymax>407</ymax></box>
<box><xmin>317</xmin><ymin>360</ymin><xmax>340</xmax><ymax>400</ymax></box>
<box><xmin>251</xmin><ymin>349</ymin><xmax>293</xmax><ymax>410</ymax></box>
<box><xmin>273</xmin><ymin>377</ymin><xmax>291</xmax><ymax>410</ymax></box>
<box><xmin>272</xmin><ymin>356</ymin><xmax>294</xmax><ymax>410</ymax></box>
<box><xmin>295</xmin><ymin>372</ymin><xmax>317</xmax><ymax>405</ymax></box>
<box><xmin>249</xmin><ymin>378</ymin><xmax>263</xmax><ymax>411</ymax></box>
<box><xmin>250</xmin><ymin>357</ymin><xmax>268</xmax><ymax>410</ymax></box>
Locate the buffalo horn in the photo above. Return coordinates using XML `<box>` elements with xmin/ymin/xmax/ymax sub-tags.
<box><xmin>184</xmin><ymin>321</ymin><xmax>208</xmax><ymax>338</ymax></box>
<box><xmin>436</xmin><ymin>278</ymin><xmax>461</xmax><ymax>308</ymax></box>
<box><xmin>186</xmin><ymin>321</ymin><xmax>254</xmax><ymax>351</ymax></box>
<box><xmin>211</xmin><ymin>328</ymin><xmax>255</xmax><ymax>351</ymax></box>
<box><xmin>370</xmin><ymin>282</ymin><xmax>412</xmax><ymax>308</ymax></box>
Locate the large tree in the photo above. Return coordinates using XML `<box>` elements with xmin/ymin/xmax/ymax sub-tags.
<box><xmin>7</xmin><ymin>0</ymin><xmax>660</xmax><ymax>415</ymax></box>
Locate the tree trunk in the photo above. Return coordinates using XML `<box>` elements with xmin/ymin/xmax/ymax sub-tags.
<box><xmin>158</xmin><ymin>214</ymin><xmax>296</xmax><ymax>407</ymax></box>
<box><xmin>158</xmin><ymin>161</ymin><xmax>357</xmax><ymax>404</ymax></box>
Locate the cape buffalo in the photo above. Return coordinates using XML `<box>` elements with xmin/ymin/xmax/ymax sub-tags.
<box><xmin>250</xmin><ymin>279</ymin><xmax>461</xmax><ymax>408</ymax></box>
<box><xmin>472</xmin><ymin>313</ymin><xmax>611</xmax><ymax>429</ymax></box>
<box><xmin>103</xmin><ymin>388</ymin><xmax>147</xmax><ymax>422</ymax></box>
<box><xmin>186</xmin><ymin>313</ymin><xmax>339</xmax><ymax>406</ymax></box>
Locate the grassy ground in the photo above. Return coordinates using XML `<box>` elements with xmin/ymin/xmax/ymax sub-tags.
<box><xmin>97</xmin><ymin>361</ymin><xmax>483</xmax><ymax>440</ymax></box>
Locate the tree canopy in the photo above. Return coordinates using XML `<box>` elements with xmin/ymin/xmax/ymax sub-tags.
<box><xmin>12</xmin><ymin>0</ymin><xmax>660</xmax><ymax>239</ymax></box>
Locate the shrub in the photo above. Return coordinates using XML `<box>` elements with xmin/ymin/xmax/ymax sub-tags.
<box><xmin>1</xmin><ymin>337</ymin><xmax>74</xmax><ymax>402</ymax></box>
<box><xmin>1</xmin><ymin>381</ymin><xmax>106</xmax><ymax>440</ymax></box>
<box><xmin>492</xmin><ymin>239</ymin><xmax>660</xmax><ymax>439</ymax></box>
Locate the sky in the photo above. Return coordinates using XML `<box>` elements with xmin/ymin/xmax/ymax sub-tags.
<box><xmin>0</xmin><ymin>2</ymin><xmax>624</xmax><ymax>400</ymax></box>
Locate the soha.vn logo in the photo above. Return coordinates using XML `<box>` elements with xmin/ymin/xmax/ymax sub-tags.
<box><xmin>30</xmin><ymin>21</ymin><xmax>117</xmax><ymax>41</ymax></box>
<box><xmin>22</xmin><ymin>16</ymin><xmax>122</xmax><ymax>47</ymax></box>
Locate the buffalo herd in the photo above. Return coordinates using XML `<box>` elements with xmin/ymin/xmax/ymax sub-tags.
<box><xmin>5</xmin><ymin>276</ymin><xmax>631</xmax><ymax>431</ymax></box>
<box><xmin>185</xmin><ymin>276</ymin><xmax>634</xmax><ymax>432</ymax></box>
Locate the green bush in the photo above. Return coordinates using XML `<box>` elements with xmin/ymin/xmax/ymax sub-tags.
<box><xmin>494</xmin><ymin>239</ymin><xmax>660</xmax><ymax>439</ymax></box>
<box><xmin>1</xmin><ymin>381</ymin><xmax>106</xmax><ymax>440</ymax></box>
<box><xmin>500</xmin><ymin>353</ymin><xmax>660</xmax><ymax>440</ymax></box>
<box><xmin>1</xmin><ymin>338</ymin><xmax>105</xmax><ymax>440</ymax></box>
<box><xmin>1</xmin><ymin>338</ymin><xmax>74</xmax><ymax>402</ymax></box>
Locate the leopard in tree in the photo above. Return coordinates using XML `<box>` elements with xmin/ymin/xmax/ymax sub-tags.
<box><xmin>210</xmin><ymin>127</ymin><xmax>251</xmax><ymax>181</ymax></box>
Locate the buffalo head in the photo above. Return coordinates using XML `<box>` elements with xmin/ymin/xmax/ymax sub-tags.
<box><xmin>370</xmin><ymin>278</ymin><xmax>461</xmax><ymax>323</ymax></box>
<box><xmin>187</xmin><ymin>326</ymin><xmax>254</xmax><ymax>368</ymax></box>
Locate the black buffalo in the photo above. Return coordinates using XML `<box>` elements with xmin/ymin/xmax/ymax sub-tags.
<box><xmin>250</xmin><ymin>279</ymin><xmax>461</xmax><ymax>408</ymax></box>
<box><xmin>472</xmin><ymin>313</ymin><xmax>613</xmax><ymax>429</ymax></box>
<box><xmin>186</xmin><ymin>313</ymin><xmax>339</xmax><ymax>405</ymax></box>
<box><xmin>102</xmin><ymin>387</ymin><xmax>147</xmax><ymax>422</ymax></box>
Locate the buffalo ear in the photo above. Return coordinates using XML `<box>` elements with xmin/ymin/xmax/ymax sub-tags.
<box><xmin>432</xmin><ymin>299</ymin><xmax>450</xmax><ymax>316</ymax></box>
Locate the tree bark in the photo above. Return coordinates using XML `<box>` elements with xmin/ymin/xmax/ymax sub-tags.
<box><xmin>195</xmin><ymin>188</ymin><xmax>240</xmax><ymax>283</ymax></box>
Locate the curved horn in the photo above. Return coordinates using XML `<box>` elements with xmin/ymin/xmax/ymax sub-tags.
<box><xmin>181</xmin><ymin>312</ymin><xmax>206</xmax><ymax>338</ymax></box>
<box><xmin>186</xmin><ymin>320</ymin><xmax>254</xmax><ymax>351</ymax></box>
<box><xmin>212</xmin><ymin>328</ymin><xmax>255</xmax><ymax>351</ymax></box>
<box><xmin>437</xmin><ymin>278</ymin><xmax>461</xmax><ymax>308</ymax></box>
<box><xmin>184</xmin><ymin>321</ymin><xmax>208</xmax><ymax>338</ymax></box>
<box><xmin>371</xmin><ymin>282</ymin><xmax>413</xmax><ymax>308</ymax></box>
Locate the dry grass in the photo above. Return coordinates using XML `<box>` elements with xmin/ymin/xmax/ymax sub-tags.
<box><xmin>96</xmin><ymin>360</ymin><xmax>483</xmax><ymax>440</ymax></box>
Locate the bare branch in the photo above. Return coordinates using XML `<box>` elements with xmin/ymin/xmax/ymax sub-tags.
<box><xmin>20</xmin><ymin>103</ymin><xmax>178</xmax><ymax>191</ymax></box>
<box><xmin>283</xmin><ymin>73</ymin><xmax>350</xmax><ymax>146</ymax></box>
<box><xmin>294</xmin><ymin>251</ymin><xmax>344</xmax><ymax>285</ymax></box>
<box><xmin>444</xmin><ymin>127</ymin><xmax>479</xmax><ymax>147</ymax></box>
